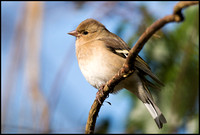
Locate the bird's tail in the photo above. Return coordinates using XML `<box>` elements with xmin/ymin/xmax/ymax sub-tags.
<box><xmin>143</xmin><ymin>97</ymin><xmax>167</xmax><ymax>129</ymax></box>
<box><xmin>140</xmin><ymin>73</ymin><xmax>167</xmax><ymax>129</ymax></box>
<box><xmin>124</xmin><ymin>72</ymin><xmax>167</xmax><ymax>129</ymax></box>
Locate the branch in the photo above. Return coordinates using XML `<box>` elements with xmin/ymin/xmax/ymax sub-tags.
<box><xmin>85</xmin><ymin>1</ymin><xmax>199</xmax><ymax>134</ymax></box>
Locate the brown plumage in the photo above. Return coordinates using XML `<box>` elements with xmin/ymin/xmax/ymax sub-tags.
<box><xmin>68</xmin><ymin>18</ymin><xmax>167</xmax><ymax>129</ymax></box>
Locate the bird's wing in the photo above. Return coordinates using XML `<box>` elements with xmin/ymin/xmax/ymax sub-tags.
<box><xmin>97</xmin><ymin>36</ymin><xmax>164</xmax><ymax>87</ymax></box>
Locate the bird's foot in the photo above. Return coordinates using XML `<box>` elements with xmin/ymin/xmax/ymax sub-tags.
<box><xmin>96</xmin><ymin>85</ymin><xmax>105</xmax><ymax>104</ymax></box>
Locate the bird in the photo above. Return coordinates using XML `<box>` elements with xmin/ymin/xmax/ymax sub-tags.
<box><xmin>68</xmin><ymin>18</ymin><xmax>167</xmax><ymax>129</ymax></box>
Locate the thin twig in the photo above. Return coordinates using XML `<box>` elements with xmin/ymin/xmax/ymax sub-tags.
<box><xmin>85</xmin><ymin>1</ymin><xmax>199</xmax><ymax>134</ymax></box>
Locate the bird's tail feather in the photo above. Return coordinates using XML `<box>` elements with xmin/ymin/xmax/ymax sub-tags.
<box><xmin>144</xmin><ymin>98</ymin><xmax>167</xmax><ymax>129</ymax></box>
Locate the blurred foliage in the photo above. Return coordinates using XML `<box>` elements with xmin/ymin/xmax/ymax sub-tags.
<box><xmin>125</xmin><ymin>5</ymin><xmax>199</xmax><ymax>134</ymax></box>
<box><xmin>95</xmin><ymin>118</ymin><xmax>110</xmax><ymax>134</ymax></box>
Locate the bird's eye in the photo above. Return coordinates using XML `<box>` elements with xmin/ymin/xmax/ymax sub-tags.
<box><xmin>83</xmin><ymin>31</ymin><xmax>88</xmax><ymax>35</ymax></box>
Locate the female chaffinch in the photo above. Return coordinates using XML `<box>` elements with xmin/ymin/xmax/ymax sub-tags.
<box><xmin>68</xmin><ymin>18</ymin><xmax>167</xmax><ymax>129</ymax></box>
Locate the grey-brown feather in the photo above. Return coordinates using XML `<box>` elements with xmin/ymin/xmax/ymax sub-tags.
<box><xmin>97</xmin><ymin>37</ymin><xmax>164</xmax><ymax>88</ymax></box>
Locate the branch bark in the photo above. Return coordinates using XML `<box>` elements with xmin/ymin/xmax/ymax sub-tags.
<box><xmin>85</xmin><ymin>1</ymin><xmax>199</xmax><ymax>134</ymax></box>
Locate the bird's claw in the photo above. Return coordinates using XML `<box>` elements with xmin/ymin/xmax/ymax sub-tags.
<box><xmin>96</xmin><ymin>85</ymin><xmax>105</xmax><ymax>104</ymax></box>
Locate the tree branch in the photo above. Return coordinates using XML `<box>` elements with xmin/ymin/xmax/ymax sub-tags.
<box><xmin>85</xmin><ymin>1</ymin><xmax>199</xmax><ymax>134</ymax></box>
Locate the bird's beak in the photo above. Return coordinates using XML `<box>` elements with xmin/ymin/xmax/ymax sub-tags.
<box><xmin>68</xmin><ymin>30</ymin><xmax>79</xmax><ymax>37</ymax></box>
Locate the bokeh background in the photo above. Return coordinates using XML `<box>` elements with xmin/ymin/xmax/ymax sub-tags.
<box><xmin>1</xmin><ymin>1</ymin><xmax>199</xmax><ymax>134</ymax></box>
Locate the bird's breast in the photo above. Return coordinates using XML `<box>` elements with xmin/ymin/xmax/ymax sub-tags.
<box><xmin>76</xmin><ymin>42</ymin><xmax>125</xmax><ymax>89</ymax></box>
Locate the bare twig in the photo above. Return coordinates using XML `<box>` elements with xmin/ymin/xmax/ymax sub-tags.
<box><xmin>85</xmin><ymin>1</ymin><xmax>199</xmax><ymax>134</ymax></box>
